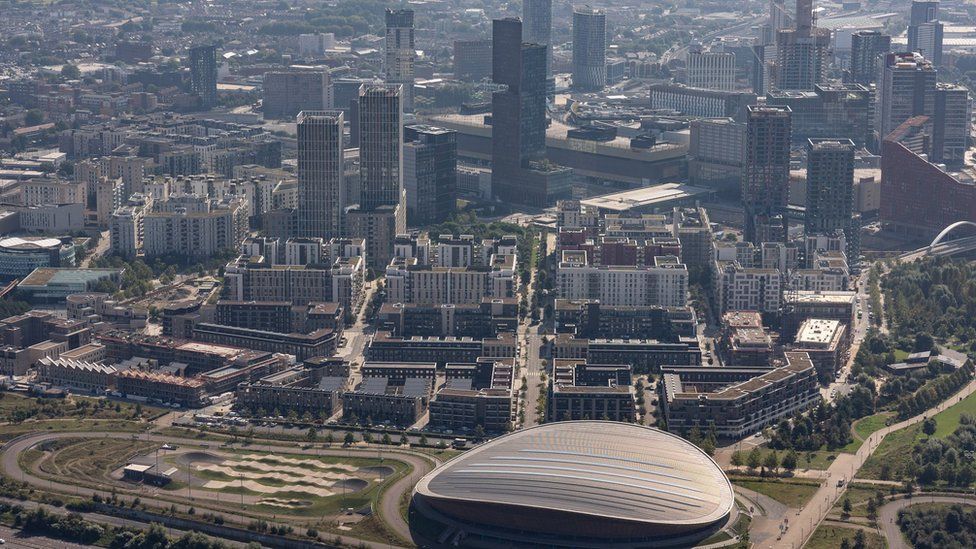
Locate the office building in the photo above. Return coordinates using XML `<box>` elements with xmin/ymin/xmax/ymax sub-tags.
<box><xmin>453</xmin><ymin>39</ymin><xmax>492</xmax><ymax>82</ymax></box>
<box><xmin>403</xmin><ymin>125</ymin><xmax>457</xmax><ymax>225</ymax></box>
<box><xmin>346</xmin><ymin>85</ymin><xmax>406</xmax><ymax>268</ymax></box>
<box><xmin>847</xmin><ymin>31</ymin><xmax>891</xmax><ymax>85</ymax></box>
<box><xmin>806</xmin><ymin>139</ymin><xmax>858</xmax><ymax>262</ymax></box>
<box><xmin>933</xmin><ymin>83</ymin><xmax>972</xmax><ymax>167</ymax></box>
<box><xmin>572</xmin><ymin>6</ymin><xmax>607</xmax><ymax>91</ymax></box>
<box><xmin>385</xmin><ymin>9</ymin><xmax>415</xmax><ymax>112</ymax></box>
<box><xmin>263</xmin><ymin>70</ymin><xmax>332</xmax><ymax>119</ymax></box>
<box><xmin>659</xmin><ymin>352</ymin><xmax>820</xmax><ymax>438</ymax></box>
<box><xmin>765</xmin><ymin>84</ymin><xmax>874</xmax><ymax>149</ymax></box>
<box><xmin>686</xmin><ymin>46</ymin><xmax>736</xmax><ymax>91</ymax></box>
<box><xmin>523</xmin><ymin>0</ymin><xmax>553</xmax><ymax>93</ymax></box>
<box><xmin>188</xmin><ymin>45</ymin><xmax>218</xmax><ymax>109</ymax></box>
<box><xmin>742</xmin><ymin>105</ymin><xmax>791</xmax><ymax>243</ymax></box>
<box><xmin>876</xmin><ymin>52</ymin><xmax>936</xmax><ymax>141</ymax></box>
<box><xmin>491</xmin><ymin>18</ymin><xmax>573</xmax><ymax>208</ymax></box>
<box><xmin>297</xmin><ymin>110</ymin><xmax>345</xmax><ymax>239</ymax></box>
<box><xmin>908</xmin><ymin>0</ymin><xmax>943</xmax><ymax>65</ymax></box>
<box><xmin>775</xmin><ymin>0</ymin><xmax>829</xmax><ymax>90</ymax></box>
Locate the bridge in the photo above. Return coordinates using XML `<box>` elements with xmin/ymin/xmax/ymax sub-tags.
<box><xmin>899</xmin><ymin>221</ymin><xmax>976</xmax><ymax>261</ymax></box>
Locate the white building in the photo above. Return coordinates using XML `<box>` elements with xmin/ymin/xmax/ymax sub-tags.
<box><xmin>556</xmin><ymin>251</ymin><xmax>688</xmax><ymax>308</ymax></box>
<box><xmin>686</xmin><ymin>47</ymin><xmax>736</xmax><ymax>91</ymax></box>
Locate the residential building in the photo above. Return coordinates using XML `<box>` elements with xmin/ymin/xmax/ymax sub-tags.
<box><xmin>549</xmin><ymin>360</ymin><xmax>635</xmax><ymax>422</ymax></box>
<box><xmin>876</xmin><ymin>52</ymin><xmax>936</xmax><ymax>141</ymax></box>
<box><xmin>775</xmin><ymin>0</ymin><xmax>830</xmax><ymax>90</ymax></box>
<box><xmin>718</xmin><ymin>311</ymin><xmax>774</xmax><ymax>367</ymax></box>
<box><xmin>686</xmin><ymin>46</ymin><xmax>735</xmax><ymax>91</ymax></box>
<box><xmin>263</xmin><ymin>70</ymin><xmax>333</xmax><ymax>119</ymax></box>
<box><xmin>743</xmin><ymin>105</ymin><xmax>791</xmax><ymax>243</ymax></box>
<box><xmin>377</xmin><ymin>299</ymin><xmax>518</xmax><ymax>338</ymax></box>
<box><xmin>908</xmin><ymin>0</ymin><xmax>943</xmax><ymax>65</ymax></box>
<box><xmin>792</xmin><ymin>318</ymin><xmax>846</xmax><ymax>381</ymax></box>
<box><xmin>658</xmin><ymin>352</ymin><xmax>820</xmax><ymax>438</ymax></box>
<box><xmin>342</xmin><ymin>377</ymin><xmax>429</xmax><ymax>426</ymax></box>
<box><xmin>429</xmin><ymin>358</ymin><xmax>516</xmax><ymax>433</ymax></box>
<box><xmin>556</xmin><ymin>250</ymin><xmax>688</xmax><ymax>308</ymax></box>
<box><xmin>572</xmin><ymin>6</ymin><xmax>607</xmax><ymax>91</ymax></box>
<box><xmin>403</xmin><ymin>125</ymin><xmax>457</xmax><ymax>225</ymax></box>
<box><xmin>689</xmin><ymin>118</ymin><xmax>746</xmax><ymax>192</ymax></box>
<box><xmin>553</xmin><ymin>334</ymin><xmax>702</xmax><ymax>374</ymax></box>
<box><xmin>297</xmin><ymin>110</ymin><xmax>345</xmax><ymax>239</ymax></box>
<box><xmin>553</xmin><ymin>299</ymin><xmax>696</xmax><ymax>340</ymax></box>
<box><xmin>142</xmin><ymin>195</ymin><xmax>248</xmax><ymax>258</ymax></box>
<box><xmin>806</xmin><ymin>138</ymin><xmax>858</xmax><ymax>262</ymax></box>
<box><xmin>237</xmin><ymin>371</ymin><xmax>346</xmax><ymax>418</ymax></box>
<box><xmin>385</xmin><ymin>9</ymin><xmax>415</xmax><ymax>112</ymax></box>
<box><xmin>933</xmin><ymin>83</ymin><xmax>971</xmax><ymax>167</ymax></box>
<box><xmin>189</xmin><ymin>45</ymin><xmax>218</xmax><ymax>109</ymax></box>
<box><xmin>223</xmin><ymin>254</ymin><xmax>364</xmax><ymax>311</ymax></box>
<box><xmin>847</xmin><ymin>31</ymin><xmax>890</xmax><ymax>85</ymax></box>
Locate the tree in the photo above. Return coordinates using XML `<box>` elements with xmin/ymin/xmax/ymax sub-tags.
<box><xmin>305</xmin><ymin>427</ymin><xmax>318</xmax><ymax>443</ymax></box>
<box><xmin>853</xmin><ymin>529</ymin><xmax>866</xmax><ymax>549</ymax></box>
<box><xmin>730</xmin><ymin>450</ymin><xmax>743</xmax><ymax>467</ymax></box>
<box><xmin>782</xmin><ymin>450</ymin><xmax>798</xmax><ymax>472</ymax></box>
<box><xmin>419</xmin><ymin>434</ymin><xmax>428</xmax><ymax>446</ymax></box>
<box><xmin>762</xmin><ymin>451</ymin><xmax>779</xmax><ymax>474</ymax></box>
<box><xmin>866</xmin><ymin>497</ymin><xmax>877</xmax><ymax>520</ymax></box>
<box><xmin>61</xmin><ymin>64</ymin><xmax>81</xmax><ymax>80</ymax></box>
<box><xmin>922</xmin><ymin>417</ymin><xmax>937</xmax><ymax>436</ymax></box>
<box><xmin>842</xmin><ymin>497</ymin><xmax>852</xmax><ymax>518</ymax></box>
<box><xmin>24</xmin><ymin>110</ymin><xmax>44</xmax><ymax>126</ymax></box>
<box><xmin>362</xmin><ymin>431</ymin><xmax>373</xmax><ymax>444</ymax></box>
<box><xmin>381</xmin><ymin>433</ymin><xmax>392</xmax><ymax>445</ymax></box>
<box><xmin>747</xmin><ymin>447</ymin><xmax>762</xmax><ymax>470</ymax></box>
<box><xmin>343</xmin><ymin>432</ymin><xmax>355</xmax><ymax>446</ymax></box>
<box><xmin>399</xmin><ymin>433</ymin><xmax>409</xmax><ymax>446</ymax></box>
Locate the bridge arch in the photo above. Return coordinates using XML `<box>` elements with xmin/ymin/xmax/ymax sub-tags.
<box><xmin>930</xmin><ymin>221</ymin><xmax>976</xmax><ymax>252</ymax></box>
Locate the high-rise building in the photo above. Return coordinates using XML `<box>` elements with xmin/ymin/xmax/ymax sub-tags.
<box><xmin>933</xmin><ymin>83</ymin><xmax>972</xmax><ymax>167</ymax></box>
<box><xmin>743</xmin><ymin>105</ymin><xmax>792</xmax><ymax>243</ymax></box>
<box><xmin>775</xmin><ymin>0</ymin><xmax>830</xmax><ymax>90</ymax></box>
<box><xmin>188</xmin><ymin>45</ymin><xmax>217</xmax><ymax>109</ymax></box>
<box><xmin>404</xmin><ymin>125</ymin><xmax>457</xmax><ymax>225</ymax></box>
<box><xmin>908</xmin><ymin>1</ymin><xmax>943</xmax><ymax>65</ymax></box>
<box><xmin>686</xmin><ymin>45</ymin><xmax>736</xmax><ymax>91</ymax></box>
<box><xmin>689</xmin><ymin>118</ymin><xmax>746</xmax><ymax>193</ymax></box>
<box><xmin>384</xmin><ymin>9</ymin><xmax>415</xmax><ymax>112</ymax></box>
<box><xmin>297</xmin><ymin>111</ymin><xmax>345</xmax><ymax>239</ymax></box>
<box><xmin>298</xmin><ymin>33</ymin><xmax>336</xmax><ymax>57</ymax></box>
<box><xmin>805</xmin><ymin>139</ymin><xmax>858</xmax><ymax>260</ymax></box>
<box><xmin>491</xmin><ymin>18</ymin><xmax>573</xmax><ymax>208</ymax></box>
<box><xmin>346</xmin><ymin>85</ymin><xmax>406</xmax><ymax>269</ymax></box>
<box><xmin>847</xmin><ymin>31</ymin><xmax>891</xmax><ymax>85</ymax></box>
<box><xmin>453</xmin><ymin>39</ymin><xmax>493</xmax><ymax>82</ymax></box>
<box><xmin>523</xmin><ymin>0</ymin><xmax>554</xmax><ymax>95</ymax></box>
<box><xmin>876</xmin><ymin>52</ymin><xmax>937</xmax><ymax>141</ymax></box>
<box><xmin>572</xmin><ymin>6</ymin><xmax>607</xmax><ymax>92</ymax></box>
<box><xmin>263</xmin><ymin>70</ymin><xmax>332</xmax><ymax>119</ymax></box>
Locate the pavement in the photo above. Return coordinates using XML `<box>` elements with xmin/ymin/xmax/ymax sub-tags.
<box><xmin>0</xmin><ymin>431</ymin><xmax>440</xmax><ymax>549</ymax></box>
<box><xmin>772</xmin><ymin>377</ymin><xmax>976</xmax><ymax>549</ymax></box>
<box><xmin>877</xmin><ymin>495</ymin><xmax>976</xmax><ymax>549</ymax></box>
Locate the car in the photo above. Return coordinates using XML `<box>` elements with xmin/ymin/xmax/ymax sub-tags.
<box><xmin>754</xmin><ymin>432</ymin><xmax>762</xmax><ymax>438</ymax></box>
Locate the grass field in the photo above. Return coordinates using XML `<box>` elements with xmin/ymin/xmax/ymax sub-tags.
<box><xmin>806</xmin><ymin>525</ymin><xmax>886</xmax><ymax>549</ymax></box>
<box><xmin>929</xmin><ymin>389</ymin><xmax>976</xmax><ymax>438</ymax></box>
<box><xmin>38</xmin><ymin>438</ymin><xmax>156</xmax><ymax>484</ymax></box>
<box><xmin>832</xmin><ymin>483</ymin><xmax>887</xmax><ymax>519</ymax></box>
<box><xmin>858</xmin><ymin>422</ymin><xmax>921</xmax><ymax>480</ymax></box>
<box><xmin>732</xmin><ymin>478</ymin><xmax>820</xmax><ymax>508</ymax></box>
<box><xmin>841</xmin><ymin>412</ymin><xmax>894</xmax><ymax>453</ymax></box>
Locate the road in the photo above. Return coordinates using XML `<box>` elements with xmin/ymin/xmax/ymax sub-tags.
<box><xmin>877</xmin><ymin>495</ymin><xmax>976</xmax><ymax>549</ymax></box>
<box><xmin>822</xmin><ymin>272</ymin><xmax>871</xmax><ymax>403</ymax></box>
<box><xmin>0</xmin><ymin>431</ymin><xmax>438</xmax><ymax>549</ymax></box>
<box><xmin>771</xmin><ymin>377</ymin><xmax>976</xmax><ymax>549</ymax></box>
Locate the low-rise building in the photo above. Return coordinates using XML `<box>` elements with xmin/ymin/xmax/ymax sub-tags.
<box><xmin>342</xmin><ymin>377</ymin><xmax>430</xmax><ymax>427</ymax></box>
<box><xmin>115</xmin><ymin>370</ymin><xmax>207</xmax><ymax>407</ymax></box>
<box><xmin>377</xmin><ymin>299</ymin><xmax>518</xmax><ymax>338</ymax></box>
<box><xmin>718</xmin><ymin>311</ymin><xmax>774</xmax><ymax>367</ymax></box>
<box><xmin>429</xmin><ymin>358</ymin><xmax>515</xmax><ymax>433</ymax></box>
<box><xmin>549</xmin><ymin>360</ymin><xmax>636</xmax><ymax>422</ymax></box>
<box><xmin>17</xmin><ymin>268</ymin><xmax>123</xmax><ymax>302</ymax></box>
<box><xmin>553</xmin><ymin>334</ymin><xmax>701</xmax><ymax>374</ymax></box>
<box><xmin>36</xmin><ymin>357</ymin><xmax>119</xmax><ymax>393</ymax></box>
<box><xmin>237</xmin><ymin>373</ymin><xmax>346</xmax><ymax>418</ymax></box>
<box><xmin>365</xmin><ymin>331</ymin><xmax>516</xmax><ymax>366</ymax></box>
<box><xmin>553</xmin><ymin>299</ymin><xmax>696</xmax><ymax>339</ymax></box>
<box><xmin>658</xmin><ymin>352</ymin><xmax>820</xmax><ymax>439</ymax></box>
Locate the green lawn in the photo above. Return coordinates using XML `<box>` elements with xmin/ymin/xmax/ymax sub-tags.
<box><xmin>732</xmin><ymin>478</ymin><xmax>820</xmax><ymax>508</ymax></box>
<box><xmin>893</xmin><ymin>349</ymin><xmax>910</xmax><ymax>362</ymax></box>
<box><xmin>928</xmin><ymin>389</ymin><xmax>976</xmax><ymax>438</ymax></box>
<box><xmin>742</xmin><ymin>447</ymin><xmax>838</xmax><ymax>470</ymax></box>
<box><xmin>858</xmin><ymin>423</ymin><xmax>921</xmax><ymax>481</ymax></box>
<box><xmin>831</xmin><ymin>483</ymin><xmax>887</xmax><ymax>518</ymax></box>
<box><xmin>806</xmin><ymin>525</ymin><xmax>886</xmax><ymax>549</ymax></box>
<box><xmin>841</xmin><ymin>412</ymin><xmax>894</xmax><ymax>453</ymax></box>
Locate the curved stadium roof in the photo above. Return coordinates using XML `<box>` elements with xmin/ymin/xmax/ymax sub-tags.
<box><xmin>414</xmin><ymin>422</ymin><xmax>734</xmax><ymax>539</ymax></box>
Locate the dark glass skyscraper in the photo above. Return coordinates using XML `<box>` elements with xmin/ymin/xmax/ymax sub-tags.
<box><xmin>189</xmin><ymin>45</ymin><xmax>217</xmax><ymax>109</ymax></box>
<box><xmin>847</xmin><ymin>31</ymin><xmax>891</xmax><ymax>85</ymax></box>
<box><xmin>523</xmin><ymin>0</ymin><xmax>553</xmax><ymax>94</ymax></box>
<box><xmin>572</xmin><ymin>6</ymin><xmax>607</xmax><ymax>91</ymax></box>
<box><xmin>297</xmin><ymin>110</ymin><xmax>345</xmax><ymax>239</ymax></box>
<box><xmin>743</xmin><ymin>105</ymin><xmax>792</xmax><ymax>243</ymax></box>
<box><xmin>490</xmin><ymin>18</ymin><xmax>571</xmax><ymax>208</ymax></box>
<box><xmin>908</xmin><ymin>1</ymin><xmax>943</xmax><ymax>65</ymax></box>
<box><xmin>404</xmin><ymin>125</ymin><xmax>457</xmax><ymax>225</ymax></box>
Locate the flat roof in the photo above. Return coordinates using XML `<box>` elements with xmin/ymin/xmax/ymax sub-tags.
<box><xmin>416</xmin><ymin>422</ymin><xmax>733</xmax><ymax>528</ymax></box>
<box><xmin>796</xmin><ymin>318</ymin><xmax>843</xmax><ymax>345</ymax></box>
<box><xmin>580</xmin><ymin>183</ymin><xmax>713</xmax><ymax>212</ymax></box>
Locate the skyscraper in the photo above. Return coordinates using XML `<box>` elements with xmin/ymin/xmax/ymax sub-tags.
<box><xmin>743</xmin><ymin>105</ymin><xmax>792</xmax><ymax>243</ymax></box>
<box><xmin>404</xmin><ymin>125</ymin><xmax>457</xmax><ymax>225</ymax></box>
<box><xmin>346</xmin><ymin>85</ymin><xmax>406</xmax><ymax>269</ymax></box>
<box><xmin>385</xmin><ymin>9</ymin><xmax>415</xmax><ymax>112</ymax></box>
<box><xmin>847</xmin><ymin>31</ymin><xmax>891</xmax><ymax>85</ymax></box>
<box><xmin>775</xmin><ymin>0</ymin><xmax>830</xmax><ymax>90</ymax></box>
<box><xmin>453</xmin><ymin>39</ymin><xmax>493</xmax><ymax>82</ymax></box>
<box><xmin>933</xmin><ymin>83</ymin><xmax>972</xmax><ymax>167</ymax></box>
<box><xmin>491</xmin><ymin>18</ymin><xmax>572</xmax><ymax>207</ymax></box>
<box><xmin>686</xmin><ymin>45</ymin><xmax>736</xmax><ymax>91</ymax></box>
<box><xmin>263</xmin><ymin>70</ymin><xmax>333</xmax><ymax>119</ymax></box>
<box><xmin>806</xmin><ymin>138</ymin><xmax>859</xmax><ymax>267</ymax></box>
<box><xmin>908</xmin><ymin>1</ymin><xmax>943</xmax><ymax>65</ymax></box>
<box><xmin>297</xmin><ymin>110</ymin><xmax>345</xmax><ymax>239</ymax></box>
<box><xmin>189</xmin><ymin>45</ymin><xmax>217</xmax><ymax>109</ymax></box>
<box><xmin>876</xmin><ymin>52</ymin><xmax>937</xmax><ymax>141</ymax></box>
<box><xmin>572</xmin><ymin>6</ymin><xmax>607</xmax><ymax>91</ymax></box>
<box><xmin>523</xmin><ymin>0</ymin><xmax>553</xmax><ymax>95</ymax></box>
